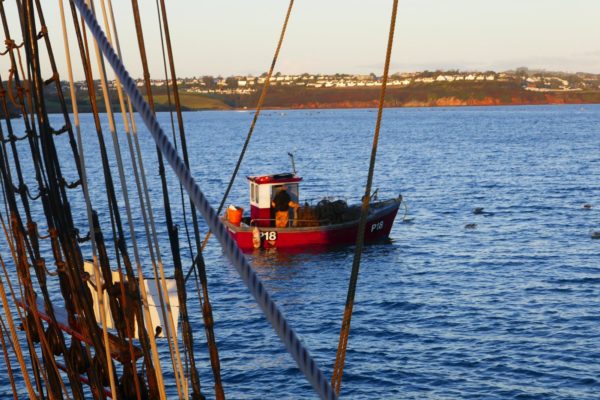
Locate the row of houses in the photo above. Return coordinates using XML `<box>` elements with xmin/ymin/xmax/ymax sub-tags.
<box><xmin>67</xmin><ymin>72</ymin><xmax>598</xmax><ymax>94</ymax></box>
<box><xmin>181</xmin><ymin>73</ymin><xmax>499</xmax><ymax>93</ymax></box>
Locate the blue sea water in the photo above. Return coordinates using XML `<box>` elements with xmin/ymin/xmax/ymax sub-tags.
<box><xmin>1</xmin><ymin>105</ymin><xmax>599</xmax><ymax>399</ymax></box>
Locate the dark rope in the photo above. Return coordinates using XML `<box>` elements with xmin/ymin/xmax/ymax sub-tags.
<box><xmin>2</xmin><ymin>132</ymin><xmax>29</xmax><ymax>143</ymax></box>
<box><xmin>67</xmin><ymin>2</ymin><xmax>158</xmax><ymax>396</ymax></box>
<box><xmin>154</xmin><ymin>0</ymin><xmax>210</xmax><ymax>397</ymax></box>
<box><xmin>34</xmin><ymin>0</ymin><xmax>84</xmax><ymax>185</ymax></box>
<box><xmin>198</xmin><ymin>0</ymin><xmax>295</xmax><ymax>253</ymax></box>
<box><xmin>130</xmin><ymin>0</ymin><xmax>188</xmax><ymax>396</ymax></box>
<box><xmin>330</xmin><ymin>0</ymin><xmax>399</xmax><ymax>395</ymax></box>
<box><xmin>19</xmin><ymin>1</ymin><xmax>103</xmax><ymax>396</ymax></box>
<box><xmin>0</xmin><ymin>316</ymin><xmax>20</xmax><ymax>400</ymax></box>
<box><xmin>1</xmin><ymin>2</ymin><xmax>88</xmax><ymax>396</ymax></box>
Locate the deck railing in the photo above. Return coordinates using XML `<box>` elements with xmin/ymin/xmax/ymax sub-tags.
<box><xmin>248</xmin><ymin>218</ymin><xmax>331</xmax><ymax>228</ymax></box>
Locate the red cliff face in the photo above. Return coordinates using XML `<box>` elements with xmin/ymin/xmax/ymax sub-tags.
<box><xmin>290</xmin><ymin>96</ymin><xmax>506</xmax><ymax>109</ymax></box>
<box><xmin>429</xmin><ymin>96</ymin><xmax>502</xmax><ymax>106</ymax></box>
<box><xmin>263</xmin><ymin>91</ymin><xmax>600</xmax><ymax>110</ymax></box>
<box><xmin>544</xmin><ymin>94</ymin><xmax>567</xmax><ymax>104</ymax></box>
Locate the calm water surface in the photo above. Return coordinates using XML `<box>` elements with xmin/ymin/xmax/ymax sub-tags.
<box><xmin>1</xmin><ymin>105</ymin><xmax>599</xmax><ymax>399</ymax></box>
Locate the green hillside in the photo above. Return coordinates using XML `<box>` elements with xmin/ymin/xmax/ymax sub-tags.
<box><xmin>152</xmin><ymin>93</ymin><xmax>231</xmax><ymax>110</ymax></box>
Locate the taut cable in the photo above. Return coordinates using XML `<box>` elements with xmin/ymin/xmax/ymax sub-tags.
<box><xmin>330</xmin><ymin>0</ymin><xmax>399</xmax><ymax>395</ymax></box>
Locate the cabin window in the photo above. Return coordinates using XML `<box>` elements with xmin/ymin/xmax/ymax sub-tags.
<box><xmin>288</xmin><ymin>184</ymin><xmax>299</xmax><ymax>203</ymax></box>
<box><xmin>271</xmin><ymin>183</ymin><xmax>299</xmax><ymax>204</ymax></box>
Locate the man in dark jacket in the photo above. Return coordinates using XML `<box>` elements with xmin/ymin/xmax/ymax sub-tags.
<box><xmin>272</xmin><ymin>185</ymin><xmax>299</xmax><ymax>228</ymax></box>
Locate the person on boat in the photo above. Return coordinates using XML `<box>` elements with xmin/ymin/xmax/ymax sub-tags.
<box><xmin>272</xmin><ymin>185</ymin><xmax>299</xmax><ymax>228</ymax></box>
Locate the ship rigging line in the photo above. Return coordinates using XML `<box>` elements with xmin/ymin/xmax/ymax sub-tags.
<box><xmin>0</xmin><ymin>312</ymin><xmax>19</xmax><ymax>400</ymax></box>
<box><xmin>5</xmin><ymin>1</ymin><xmax>106</xmax><ymax>396</ymax></box>
<box><xmin>0</xmin><ymin>250</ymin><xmax>36</xmax><ymax>399</ymax></box>
<box><xmin>91</xmin><ymin>0</ymin><xmax>172</xmax><ymax>396</ymax></box>
<box><xmin>129</xmin><ymin>0</ymin><xmax>189</xmax><ymax>396</ymax></box>
<box><xmin>0</xmin><ymin>139</ymin><xmax>45</xmax><ymax>397</ymax></box>
<box><xmin>72</xmin><ymin>0</ymin><xmax>336</xmax><ymax>398</ymax></box>
<box><xmin>330</xmin><ymin>0</ymin><xmax>399</xmax><ymax>395</ymax></box>
<box><xmin>58</xmin><ymin>0</ymin><xmax>125</xmax><ymax>397</ymax></box>
<box><xmin>67</xmin><ymin>0</ymin><xmax>164</xmax><ymax>396</ymax></box>
<box><xmin>94</xmin><ymin>0</ymin><xmax>189</xmax><ymax>397</ymax></box>
<box><xmin>92</xmin><ymin>0</ymin><xmax>190</xmax><ymax>396</ymax></box>
<box><xmin>153</xmin><ymin>0</ymin><xmax>220</xmax><ymax>396</ymax></box>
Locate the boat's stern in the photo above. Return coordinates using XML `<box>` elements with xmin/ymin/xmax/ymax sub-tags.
<box><xmin>222</xmin><ymin>217</ymin><xmax>258</xmax><ymax>250</ymax></box>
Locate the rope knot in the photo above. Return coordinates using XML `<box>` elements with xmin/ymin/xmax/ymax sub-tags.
<box><xmin>37</xmin><ymin>26</ymin><xmax>48</xmax><ymax>39</ymax></box>
<box><xmin>55</xmin><ymin>260</ymin><xmax>66</xmax><ymax>273</ymax></box>
<box><xmin>77</xmin><ymin>231</ymin><xmax>90</xmax><ymax>243</ymax></box>
<box><xmin>49</xmin><ymin>227</ymin><xmax>59</xmax><ymax>239</ymax></box>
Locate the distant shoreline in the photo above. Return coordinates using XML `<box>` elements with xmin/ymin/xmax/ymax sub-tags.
<box><xmin>135</xmin><ymin>83</ymin><xmax>600</xmax><ymax>112</ymax></box>
<box><xmin>35</xmin><ymin>80</ymin><xmax>600</xmax><ymax>114</ymax></box>
<box><xmin>11</xmin><ymin>69</ymin><xmax>600</xmax><ymax>114</ymax></box>
<box><xmin>46</xmin><ymin>100</ymin><xmax>600</xmax><ymax>115</ymax></box>
<box><xmin>227</xmin><ymin>98</ymin><xmax>600</xmax><ymax>110</ymax></box>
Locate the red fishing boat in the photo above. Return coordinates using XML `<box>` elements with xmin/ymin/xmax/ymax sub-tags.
<box><xmin>222</xmin><ymin>172</ymin><xmax>402</xmax><ymax>250</ymax></box>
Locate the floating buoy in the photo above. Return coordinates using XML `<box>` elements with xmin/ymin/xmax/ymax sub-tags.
<box><xmin>465</xmin><ymin>223</ymin><xmax>477</xmax><ymax>229</ymax></box>
<box><xmin>473</xmin><ymin>207</ymin><xmax>484</xmax><ymax>215</ymax></box>
<box><xmin>252</xmin><ymin>226</ymin><xmax>261</xmax><ymax>249</ymax></box>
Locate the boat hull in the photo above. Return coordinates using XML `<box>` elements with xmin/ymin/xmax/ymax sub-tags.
<box><xmin>223</xmin><ymin>198</ymin><xmax>401</xmax><ymax>251</ymax></box>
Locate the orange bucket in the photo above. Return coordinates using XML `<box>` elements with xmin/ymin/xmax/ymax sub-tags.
<box><xmin>227</xmin><ymin>206</ymin><xmax>243</xmax><ymax>226</ymax></box>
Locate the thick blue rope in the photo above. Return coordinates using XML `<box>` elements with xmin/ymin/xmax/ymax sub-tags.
<box><xmin>71</xmin><ymin>1</ymin><xmax>336</xmax><ymax>399</ymax></box>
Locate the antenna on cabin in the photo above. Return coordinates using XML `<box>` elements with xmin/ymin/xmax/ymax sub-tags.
<box><xmin>287</xmin><ymin>152</ymin><xmax>297</xmax><ymax>175</ymax></box>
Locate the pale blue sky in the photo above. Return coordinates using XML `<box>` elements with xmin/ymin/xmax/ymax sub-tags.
<box><xmin>4</xmin><ymin>0</ymin><xmax>600</xmax><ymax>79</ymax></box>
